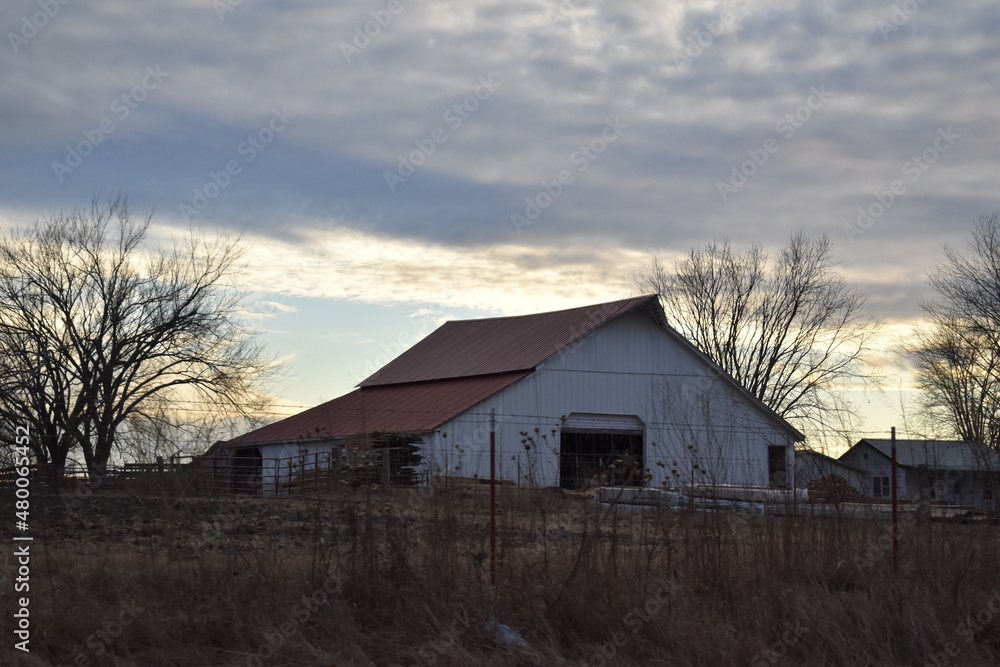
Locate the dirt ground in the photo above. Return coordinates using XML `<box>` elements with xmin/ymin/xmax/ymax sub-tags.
<box><xmin>5</xmin><ymin>486</ymin><xmax>1000</xmax><ymax>666</ymax></box>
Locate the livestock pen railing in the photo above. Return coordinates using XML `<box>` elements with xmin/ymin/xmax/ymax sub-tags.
<box><xmin>0</xmin><ymin>446</ymin><xmax>427</xmax><ymax>497</ymax></box>
<box><xmin>0</xmin><ymin>462</ymin><xmax>116</xmax><ymax>493</ymax></box>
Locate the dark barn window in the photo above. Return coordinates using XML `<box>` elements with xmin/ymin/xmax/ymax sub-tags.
<box><xmin>768</xmin><ymin>445</ymin><xmax>789</xmax><ymax>488</ymax></box>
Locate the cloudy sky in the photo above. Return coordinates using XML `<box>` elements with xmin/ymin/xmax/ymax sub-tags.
<box><xmin>2</xmin><ymin>0</ymin><xmax>997</xmax><ymax>445</ymax></box>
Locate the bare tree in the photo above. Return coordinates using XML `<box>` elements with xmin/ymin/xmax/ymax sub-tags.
<box><xmin>909</xmin><ymin>214</ymin><xmax>1000</xmax><ymax>447</ymax></box>
<box><xmin>636</xmin><ymin>232</ymin><xmax>879</xmax><ymax>435</ymax></box>
<box><xmin>0</xmin><ymin>197</ymin><xmax>277</xmax><ymax>479</ymax></box>
<box><xmin>909</xmin><ymin>317</ymin><xmax>1000</xmax><ymax>444</ymax></box>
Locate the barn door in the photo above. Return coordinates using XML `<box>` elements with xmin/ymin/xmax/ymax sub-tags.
<box><xmin>232</xmin><ymin>447</ymin><xmax>262</xmax><ymax>494</ymax></box>
<box><xmin>559</xmin><ymin>413</ymin><xmax>644</xmax><ymax>489</ymax></box>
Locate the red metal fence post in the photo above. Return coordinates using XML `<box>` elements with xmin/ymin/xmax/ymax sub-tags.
<box><xmin>490</xmin><ymin>408</ymin><xmax>497</xmax><ymax>586</ymax></box>
<box><xmin>891</xmin><ymin>426</ymin><xmax>898</xmax><ymax>573</ymax></box>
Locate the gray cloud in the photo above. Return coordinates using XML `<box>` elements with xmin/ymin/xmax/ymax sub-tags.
<box><xmin>0</xmin><ymin>0</ymin><xmax>996</xmax><ymax>326</ymax></box>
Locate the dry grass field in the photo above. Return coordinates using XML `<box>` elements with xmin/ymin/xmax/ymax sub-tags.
<box><xmin>6</xmin><ymin>484</ymin><xmax>1000</xmax><ymax>666</ymax></box>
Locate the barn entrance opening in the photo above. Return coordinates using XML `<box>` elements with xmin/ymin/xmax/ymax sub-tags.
<box><xmin>768</xmin><ymin>445</ymin><xmax>790</xmax><ymax>488</ymax></box>
<box><xmin>232</xmin><ymin>446</ymin><xmax>262</xmax><ymax>493</ymax></box>
<box><xmin>559</xmin><ymin>413</ymin><xmax>644</xmax><ymax>489</ymax></box>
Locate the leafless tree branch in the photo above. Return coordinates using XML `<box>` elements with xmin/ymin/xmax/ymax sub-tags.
<box><xmin>0</xmin><ymin>196</ymin><xmax>281</xmax><ymax>478</ymax></box>
<box><xmin>636</xmin><ymin>232</ymin><xmax>881</xmax><ymax>439</ymax></box>
<box><xmin>909</xmin><ymin>214</ymin><xmax>1000</xmax><ymax>448</ymax></box>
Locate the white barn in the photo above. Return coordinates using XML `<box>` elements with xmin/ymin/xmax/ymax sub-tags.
<box><xmin>219</xmin><ymin>295</ymin><xmax>803</xmax><ymax>491</ymax></box>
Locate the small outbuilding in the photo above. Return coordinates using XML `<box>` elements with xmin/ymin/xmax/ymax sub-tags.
<box><xmin>839</xmin><ymin>438</ymin><xmax>1000</xmax><ymax>511</ymax></box>
<box><xmin>795</xmin><ymin>449</ymin><xmax>866</xmax><ymax>493</ymax></box>
<box><xmin>217</xmin><ymin>295</ymin><xmax>804</xmax><ymax>492</ymax></box>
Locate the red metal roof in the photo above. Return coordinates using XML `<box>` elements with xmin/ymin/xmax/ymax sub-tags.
<box><xmin>226</xmin><ymin>371</ymin><xmax>530</xmax><ymax>445</ymax></box>
<box><xmin>226</xmin><ymin>294</ymin><xmax>803</xmax><ymax>446</ymax></box>
<box><xmin>360</xmin><ymin>295</ymin><xmax>662</xmax><ymax>386</ymax></box>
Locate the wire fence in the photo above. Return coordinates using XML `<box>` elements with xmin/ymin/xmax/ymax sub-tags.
<box><xmin>3</xmin><ymin>446</ymin><xmax>998</xmax><ymax>521</ymax></box>
<box><xmin>0</xmin><ymin>446</ymin><xmax>427</xmax><ymax>497</ymax></box>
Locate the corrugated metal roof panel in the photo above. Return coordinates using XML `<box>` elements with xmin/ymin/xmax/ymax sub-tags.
<box><xmin>227</xmin><ymin>371</ymin><xmax>530</xmax><ymax>445</ymax></box>
<box><xmin>562</xmin><ymin>412</ymin><xmax>645</xmax><ymax>433</ymax></box>
<box><xmin>359</xmin><ymin>295</ymin><xmax>660</xmax><ymax>387</ymax></box>
<box><xmin>861</xmin><ymin>439</ymin><xmax>1000</xmax><ymax>470</ymax></box>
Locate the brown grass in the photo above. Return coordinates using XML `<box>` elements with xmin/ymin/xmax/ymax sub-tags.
<box><xmin>11</xmin><ymin>485</ymin><xmax>1000</xmax><ymax>666</ymax></box>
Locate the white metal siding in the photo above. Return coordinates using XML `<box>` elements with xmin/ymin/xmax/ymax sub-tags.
<box><xmin>422</xmin><ymin>310</ymin><xmax>796</xmax><ymax>488</ymax></box>
<box><xmin>256</xmin><ymin>441</ymin><xmax>335</xmax><ymax>495</ymax></box>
